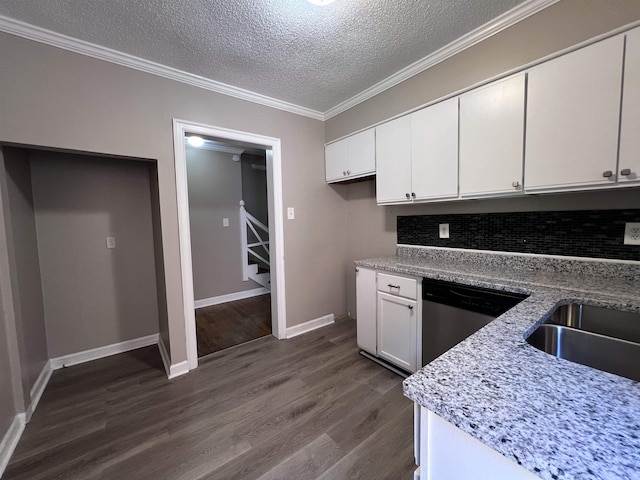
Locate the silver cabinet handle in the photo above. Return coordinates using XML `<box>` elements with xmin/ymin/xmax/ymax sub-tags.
<box><xmin>603</xmin><ymin>170</ymin><xmax>613</xmax><ymax>178</ymax></box>
<box><xmin>388</xmin><ymin>284</ymin><xmax>400</xmax><ymax>290</ymax></box>
<box><xmin>621</xmin><ymin>168</ymin><xmax>631</xmax><ymax>176</ymax></box>
<box><xmin>411</xmin><ymin>192</ymin><xmax>416</xmax><ymax>198</ymax></box>
<box><xmin>405</xmin><ymin>193</ymin><xmax>410</xmax><ymax>199</ymax></box>
<box><xmin>512</xmin><ymin>180</ymin><xmax>520</xmax><ymax>188</ymax></box>
<box><xmin>408</xmin><ymin>305</ymin><xmax>414</xmax><ymax>310</ymax></box>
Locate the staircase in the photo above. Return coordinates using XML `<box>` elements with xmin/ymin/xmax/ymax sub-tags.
<box><xmin>240</xmin><ymin>201</ymin><xmax>270</xmax><ymax>290</ymax></box>
<box><xmin>247</xmin><ymin>260</ymin><xmax>270</xmax><ymax>289</ymax></box>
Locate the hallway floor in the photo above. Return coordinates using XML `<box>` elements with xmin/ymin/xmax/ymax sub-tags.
<box><xmin>4</xmin><ymin>318</ymin><xmax>415</xmax><ymax>480</ymax></box>
<box><xmin>196</xmin><ymin>293</ymin><xmax>272</xmax><ymax>357</ymax></box>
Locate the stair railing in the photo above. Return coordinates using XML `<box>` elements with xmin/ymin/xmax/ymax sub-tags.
<box><xmin>240</xmin><ymin>200</ymin><xmax>270</xmax><ymax>281</ymax></box>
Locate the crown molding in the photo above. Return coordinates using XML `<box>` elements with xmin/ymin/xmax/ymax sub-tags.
<box><xmin>323</xmin><ymin>0</ymin><xmax>561</xmax><ymax>120</ymax></box>
<box><xmin>0</xmin><ymin>15</ymin><xmax>325</xmax><ymax>121</ymax></box>
<box><xmin>0</xmin><ymin>0</ymin><xmax>559</xmax><ymax>123</ymax></box>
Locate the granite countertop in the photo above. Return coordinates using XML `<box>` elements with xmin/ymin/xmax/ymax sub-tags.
<box><xmin>355</xmin><ymin>247</ymin><xmax>640</xmax><ymax>480</ymax></box>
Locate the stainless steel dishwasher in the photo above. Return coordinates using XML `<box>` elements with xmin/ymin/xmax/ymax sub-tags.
<box><xmin>422</xmin><ymin>278</ymin><xmax>526</xmax><ymax>367</ymax></box>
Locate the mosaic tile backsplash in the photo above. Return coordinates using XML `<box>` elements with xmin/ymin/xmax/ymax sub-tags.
<box><xmin>397</xmin><ymin>209</ymin><xmax>640</xmax><ymax>261</ymax></box>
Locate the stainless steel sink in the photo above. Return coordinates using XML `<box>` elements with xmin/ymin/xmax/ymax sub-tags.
<box><xmin>526</xmin><ymin>304</ymin><xmax>640</xmax><ymax>381</ymax></box>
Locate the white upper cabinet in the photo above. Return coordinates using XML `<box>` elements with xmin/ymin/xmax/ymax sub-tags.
<box><xmin>460</xmin><ymin>73</ymin><xmax>525</xmax><ymax>197</ymax></box>
<box><xmin>411</xmin><ymin>97</ymin><xmax>459</xmax><ymax>201</ymax></box>
<box><xmin>325</xmin><ymin>128</ymin><xmax>375</xmax><ymax>183</ymax></box>
<box><xmin>376</xmin><ymin>100</ymin><xmax>458</xmax><ymax>204</ymax></box>
<box><xmin>619</xmin><ymin>26</ymin><xmax>640</xmax><ymax>185</ymax></box>
<box><xmin>524</xmin><ymin>35</ymin><xmax>624</xmax><ymax>192</ymax></box>
<box><xmin>325</xmin><ymin>137</ymin><xmax>349</xmax><ymax>182</ymax></box>
<box><xmin>376</xmin><ymin>116</ymin><xmax>412</xmax><ymax>203</ymax></box>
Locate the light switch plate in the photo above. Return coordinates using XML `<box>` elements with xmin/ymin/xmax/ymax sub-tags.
<box><xmin>106</xmin><ymin>236</ymin><xmax>116</xmax><ymax>249</ymax></box>
<box><xmin>287</xmin><ymin>207</ymin><xmax>295</xmax><ymax>220</ymax></box>
<box><xmin>439</xmin><ymin>223</ymin><xmax>450</xmax><ymax>239</ymax></box>
<box><xmin>624</xmin><ymin>222</ymin><xmax>640</xmax><ymax>245</ymax></box>
<box><xmin>223</xmin><ymin>218</ymin><xmax>229</xmax><ymax>227</ymax></box>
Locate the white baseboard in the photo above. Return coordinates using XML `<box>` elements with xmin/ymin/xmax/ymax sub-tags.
<box><xmin>194</xmin><ymin>287</ymin><xmax>270</xmax><ymax>309</ymax></box>
<box><xmin>286</xmin><ymin>314</ymin><xmax>335</xmax><ymax>339</ymax></box>
<box><xmin>50</xmin><ymin>334</ymin><xmax>160</xmax><ymax>369</ymax></box>
<box><xmin>158</xmin><ymin>337</ymin><xmax>190</xmax><ymax>380</ymax></box>
<box><xmin>0</xmin><ymin>413</ymin><xmax>25</xmax><ymax>478</ymax></box>
<box><xmin>25</xmin><ymin>360</ymin><xmax>53</xmax><ymax>423</ymax></box>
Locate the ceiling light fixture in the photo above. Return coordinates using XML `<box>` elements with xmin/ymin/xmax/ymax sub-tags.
<box><xmin>187</xmin><ymin>136</ymin><xmax>204</xmax><ymax>147</ymax></box>
<box><xmin>308</xmin><ymin>0</ymin><xmax>336</xmax><ymax>5</ymax></box>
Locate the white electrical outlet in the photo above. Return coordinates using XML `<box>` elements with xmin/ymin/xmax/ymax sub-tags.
<box><xmin>106</xmin><ymin>236</ymin><xmax>116</xmax><ymax>249</ymax></box>
<box><xmin>439</xmin><ymin>223</ymin><xmax>450</xmax><ymax>239</ymax></box>
<box><xmin>223</xmin><ymin>218</ymin><xmax>229</xmax><ymax>227</ymax></box>
<box><xmin>624</xmin><ymin>222</ymin><xmax>640</xmax><ymax>245</ymax></box>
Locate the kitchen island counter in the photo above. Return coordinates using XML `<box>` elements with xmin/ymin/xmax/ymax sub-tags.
<box><xmin>356</xmin><ymin>246</ymin><xmax>640</xmax><ymax>480</ymax></box>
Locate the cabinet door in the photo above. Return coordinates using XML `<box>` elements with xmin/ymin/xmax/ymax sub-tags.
<box><xmin>348</xmin><ymin>129</ymin><xmax>376</xmax><ymax>178</ymax></box>
<box><xmin>376</xmin><ymin>116</ymin><xmax>412</xmax><ymax>204</ymax></box>
<box><xmin>377</xmin><ymin>291</ymin><xmax>417</xmax><ymax>372</ymax></box>
<box><xmin>325</xmin><ymin>138</ymin><xmax>349</xmax><ymax>182</ymax></box>
<box><xmin>525</xmin><ymin>35</ymin><xmax>624</xmax><ymax>192</ymax></box>
<box><xmin>411</xmin><ymin>98</ymin><xmax>459</xmax><ymax>200</ymax></box>
<box><xmin>619</xmin><ymin>26</ymin><xmax>640</xmax><ymax>185</ymax></box>
<box><xmin>460</xmin><ymin>73</ymin><xmax>525</xmax><ymax>197</ymax></box>
<box><xmin>356</xmin><ymin>267</ymin><xmax>377</xmax><ymax>355</ymax></box>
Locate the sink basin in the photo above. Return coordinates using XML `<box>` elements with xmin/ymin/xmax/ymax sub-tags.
<box><xmin>526</xmin><ymin>304</ymin><xmax>640</xmax><ymax>381</ymax></box>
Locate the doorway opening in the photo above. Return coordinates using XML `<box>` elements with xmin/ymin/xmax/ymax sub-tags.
<box><xmin>173</xmin><ymin>120</ymin><xmax>286</xmax><ymax>371</ymax></box>
<box><xmin>184</xmin><ymin>139</ymin><xmax>271</xmax><ymax>357</ymax></box>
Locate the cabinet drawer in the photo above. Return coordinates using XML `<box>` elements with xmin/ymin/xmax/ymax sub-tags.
<box><xmin>378</xmin><ymin>272</ymin><xmax>417</xmax><ymax>300</ymax></box>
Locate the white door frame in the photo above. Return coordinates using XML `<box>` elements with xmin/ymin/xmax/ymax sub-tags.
<box><xmin>172</xmin><ymin>119</ymin><xmax>287</xmax><ymax>371</ymax></box>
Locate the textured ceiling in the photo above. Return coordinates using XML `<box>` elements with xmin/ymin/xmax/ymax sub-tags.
<box><xmin>0</xmin><ymin>0</ymin><xmax>526</xmax><ymax>113</ymax></box>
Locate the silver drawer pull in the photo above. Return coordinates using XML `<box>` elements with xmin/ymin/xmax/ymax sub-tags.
<box><xmin>621</xmin><ymin>168</ymin><xmax>631</xmax><ymax>176</ymax></box>
<box><xmin>602</xmin><ymin>170</ymin><xmax>613</xmax><ymax>178</ymax></box>
<box><xmin>408</xmin><ymin>305</ymin><xmax>414</xmax><ymax>310</ymax></box>
<box><xmin>388</xmin><ymin>284</ymin><xmax>401</xmax><ymax>290</ymax></box>
<box><xmin>512</xmin><ymin>180</ymin><xmax>520</xmax><ymax>188</ymax></box>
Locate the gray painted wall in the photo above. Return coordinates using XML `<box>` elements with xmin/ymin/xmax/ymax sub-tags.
<box><xmin>344</xmin><ymin>180</ymin><xmax>640</xmax><ymax>318</ymax></box>
<box><xmin>149</xmin><ymin>164</ymin><xmax>170</xmax><ymax>353</ymax></box>
<box><xmin>241</xmin><ymin>153</ymin><xmax>268</xmax><ymax>227</ymax></box>
<box><xmin>187</xmin><ymin>147</ymin><xmax>261</xmax><ymax>300</ymax></box>
<box><xmin>329</xmin><ymin>0</ymin><xmax>640</xmax><ymax>318</ymax></box>
<box><xmin>0</xmin><ymin>149</ymin><xmax>26</xmax><ymax>447</ymax></box>
<box><xmin>0</xmin><ymin>286</ymin><xmax>18</xmax><ymax>440</ymax></box>
<box><xmin>0</xmin><ymin>32</ymin><xmax>343</xmax><ymax>366</ymax></box>
<box><xmin>1</xmin><ymin>147</ymin><xmax>48</xmax><ymax>407</ymax></box>
<box><xmin>325</xmin><ymin>0</ymin><xmax>640</xmax><ymax>141</ymax></box>
<box><xmin>30</xmin><ymin>150</ymin><xmax>160</xmax><ymax>357</ymax></box>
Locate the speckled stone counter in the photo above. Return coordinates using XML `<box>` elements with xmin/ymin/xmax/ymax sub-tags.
<box><xmin>355</xmin><ymin>246</ymin><xmax>640</xmax><ymax>480</ymax></box>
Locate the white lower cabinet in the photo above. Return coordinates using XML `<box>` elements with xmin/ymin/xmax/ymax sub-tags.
<box><xmin>355</xmin><ymin>268</ymin><xmax>421</xmax><ymax>373</ymax></box>
<box><xmin>377</xmin><ymin>292</ymin><xmax>418</xmax><ymax>372</ymax></box>
<box><xmin>355</xmin><ymin>267</ymin><xmax>377</xmax><ymax>355</ymax></box>
<box><xmin>414</xmin><ymin>406</ymin><xmax>539</xmax><ymax>480</ymax></box>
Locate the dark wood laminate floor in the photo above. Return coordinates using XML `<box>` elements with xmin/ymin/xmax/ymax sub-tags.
<box><xmin>196</xmin><ymin>294</ymin><xmax>272</xmax><ymax>357</ymax></box>
<box><xmin>5</xmin><ymin>318</ymin><xmax>415</xmax><ymax>480</ymax></box>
